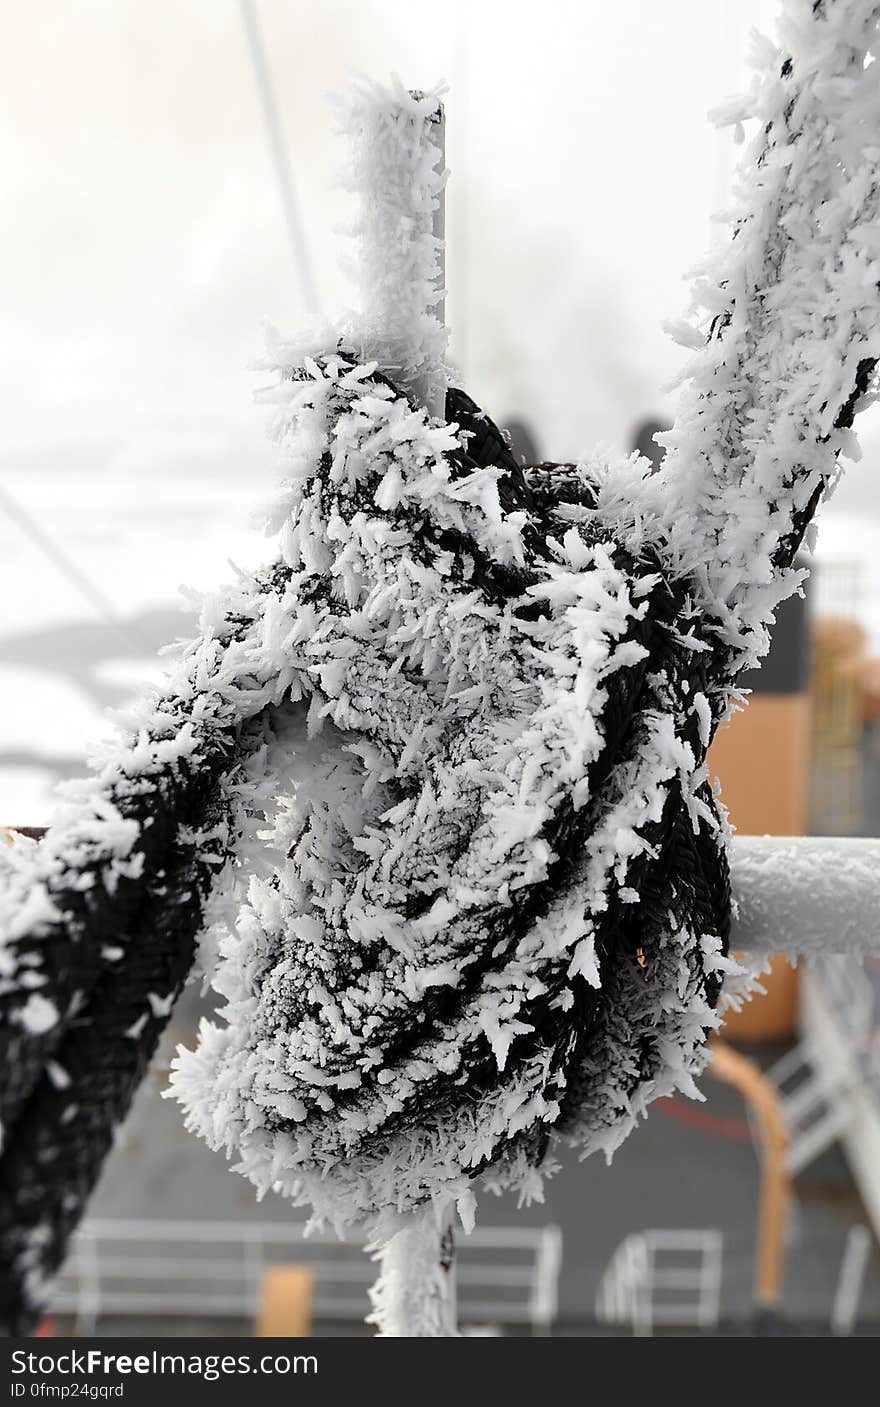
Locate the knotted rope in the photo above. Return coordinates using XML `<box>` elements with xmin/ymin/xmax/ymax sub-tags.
<box><xmin>1</xmin><ymin>0</ymin><xmax>878</xmax><ymax>1336</ymax></box>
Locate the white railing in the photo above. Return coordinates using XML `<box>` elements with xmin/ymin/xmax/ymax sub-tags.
<box><xmin>798</xmin><ymin>966</ymin><xmax>880</xmax><ymax>1243</ymax></box>
<box><xmin>595</xmin><ymin>1230</ymin><xmax>723</xmax><ymax>1337</ymax></box>
<box><xmin>811</xmin><ymin>954</ymin><xmax>880</xmax><ymax>1089</ymax></box>
<box><xmin>762</xmin><ymin>1039</ymin><xmax>859</xmax><ymax>1176</ymax></box>
<box><xmin>51</xmin><ymin>1218</ymin><xmax>562</xmax><ymax>1336</ymax></box>
<box><xmin>831</xmin><ymin>1225</ymin><xmax>874</xmax><ymax>1336</ymax></box>
<box><xmin>757</xmin><ymin>959</ymin><xmax>880</xmax><ymax>1179</ymax></box>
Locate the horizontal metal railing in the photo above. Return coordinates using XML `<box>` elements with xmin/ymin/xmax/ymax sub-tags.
<box><xmin>51</xmin><ymin>1217</ymin><xmax>562</xmax><ymax>1335</ymax></box>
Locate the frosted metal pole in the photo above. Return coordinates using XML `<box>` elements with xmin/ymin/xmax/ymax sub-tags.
<box><xmin>430</xmin><ymin>103</ymin><xmax>446</xmax><ymax>405</ymax></box>
<box><xmin>730</xmin><ymin>835</ymin><xmax>880</xmax><ymax>957</ymax></box>
<box><xmin>362</xmin><ymin>91</ymin><xmax>457</xmax><ymax>1337</ymax></box>
<box><xmin>368</xmin><ymin>1206</ymin><xmax>458</xmax><ymax>1337</ymax></box>
<box><xmin>9</xmin><ymin>826</ymin><xmax>877</xmax><ymax>962</ymax></box>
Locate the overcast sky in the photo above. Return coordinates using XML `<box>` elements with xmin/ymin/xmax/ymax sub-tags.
<box><xmin>0</xmin><ymin>0</ymin><xmax>793</xmax><ymax>479</ymax></box>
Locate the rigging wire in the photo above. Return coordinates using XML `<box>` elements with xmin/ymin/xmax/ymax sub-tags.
<box><xmin>238</xmin><ymin>0</ymin><xmax>319</xmax><ymax>314</ymax></box>
<box><xmin>0</xmin><ymin>484</ymin><xmax>142</xmax><ymax>651</ymax></box>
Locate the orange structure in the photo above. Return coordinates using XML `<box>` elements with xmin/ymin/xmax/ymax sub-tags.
<box><xmin>810</xmin><ymin>616</ymin><xmax>866</xmax><ymax>832</ymax></box>
<box><xmin>254</xmin><ymin>1265</ymin><xmax>314</xmax><ymax>1337</ymax></box>
<box><xmin>709</xmin><ymin>695</ymin><xmax>811</xmax><ymax>837</ymax></box>
<box><xmin>710</xmin><ymin>1041</ymin><xmax>791</xmax><ymax>1310</ymax></box>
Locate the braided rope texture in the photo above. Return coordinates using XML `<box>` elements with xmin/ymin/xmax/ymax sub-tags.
<box><xmin>170</xmin><ymin>368</ymin><xmax>737</xmax><ymax>1222</ymax></box>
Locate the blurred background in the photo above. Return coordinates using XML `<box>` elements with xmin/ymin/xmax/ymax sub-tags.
<box><xmin>4</xmin><ymin>0</ymin><xmax>880</xmax><ymax>1337</ymax></box>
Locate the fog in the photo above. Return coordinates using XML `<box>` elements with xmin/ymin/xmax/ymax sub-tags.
<box><xmin>1</xmin><ymin>0</ymin><xmax>781</xmax><ymax>472</ymax></box>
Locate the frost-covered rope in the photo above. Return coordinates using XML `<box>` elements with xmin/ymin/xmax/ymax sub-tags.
<box><xmin>0</xmin><ymin>0</ymin><xmax>878</xmax><ymax>1338</ymax></box>
<box><xmin>163</xmin><ymin>360</ymin><xmax>734</xmax><ymax>1226</ymax></box>
<box><xmin>656</xmin><ymin>0</ymin><xmax>880</xmax><ymax>679</ymax></box>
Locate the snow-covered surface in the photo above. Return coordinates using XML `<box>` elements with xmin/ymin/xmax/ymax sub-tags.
<box><xmin>731</xmin><ymin>835</ymin><xmax>880</xmax><ymax>956</ymax></box>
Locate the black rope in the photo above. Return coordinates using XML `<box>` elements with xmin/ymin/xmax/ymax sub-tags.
<box><xmin>0</xmin><ymin>376</ymin><xmax>754</xmax><ymax>1332</ymax></box>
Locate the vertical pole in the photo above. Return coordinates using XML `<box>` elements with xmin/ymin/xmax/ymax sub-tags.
<box><xmin>368</xmin><ymin>1203</ymin><xmax>458</xmax><ymax>1337</ymax></box>
<box><xmin>427</xmin><ymin>102</ymin><xmax>446</xmax><ymax>418</ymax></box>
<box><xmin>831</xmin><ymin>1225</ymin><xmax>872</xmax><ymax>1336</ymax></box>
<box><xmin>344</xmin><ymin>82</ymin><xmax>448</xmax><ymax>415</ymax></box>
<box><xmin>343</xmin><ymin>80</ymin><xmax>453</xmax><ymax>1337</ymax></box>
<box><xmin>438</xmin><ymin>1204</ymin><xmax>457</xmax><ymax>1333</ymax></box>
<box><xmin>406</xmin><ymin>97</ymin><xmax>456</xmax><ymax>1331</ymax></box>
